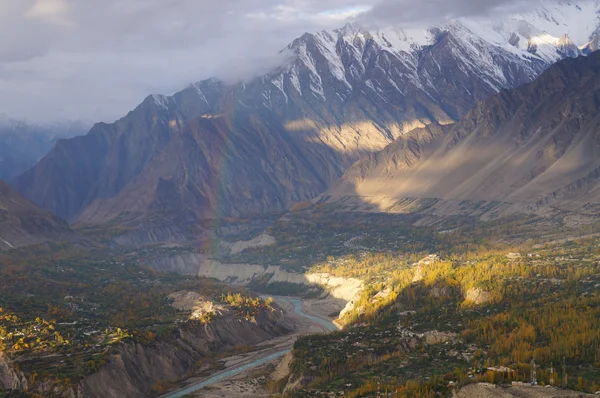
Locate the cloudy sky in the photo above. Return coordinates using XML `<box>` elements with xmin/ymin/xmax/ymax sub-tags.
<box><xmin>0</xmin><ymin>0</ymin><xmax>545</xmax><ymax>123</ymax></box>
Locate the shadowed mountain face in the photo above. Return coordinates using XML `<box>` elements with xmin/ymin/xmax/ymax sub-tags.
<box><xmin>325</xmin><ymin>52</ymin><xmax>600</xmax><ymax>220</ymax></box>
<box><xmin>11</xmin><ymin>3</ymin><xmax>599</xmax><ymax>228</ymax></box>
<box><xmin>0</xmin><ymin>180</ymin><xmax>73</xmax><ymax>249</ymax></box>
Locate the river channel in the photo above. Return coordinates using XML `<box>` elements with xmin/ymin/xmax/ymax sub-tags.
<box><xmin>161</xmin><ymin>296</ymin><xmax>337</xmax><ymax>398</ymax></box>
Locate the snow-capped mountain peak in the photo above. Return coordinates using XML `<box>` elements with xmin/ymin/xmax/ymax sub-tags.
<box><xmin>266</xmin><ymin>0</ymin><xmax>599</xmax><ymax>108</ymax></box>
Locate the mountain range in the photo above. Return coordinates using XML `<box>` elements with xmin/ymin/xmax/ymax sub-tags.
<box><xmin>10</xmin><ymin>0</ymin><xmax>600</xmax><ymax>242</ymax></box>
<box><xmin>0</xmin><ymin>117</ymin><xmax>87</xmax><ymax>181</ymax></box>
<box><xmin>325</xmin><ymin>50</ymin><xmax>600</xmax><ymax>221</ymax></box>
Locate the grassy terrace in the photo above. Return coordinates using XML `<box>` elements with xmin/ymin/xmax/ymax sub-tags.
<box><xmin>223</xmin><ymin>211</ymin><xmax>443</xmax><ymax>271</ymax></box>
<box><xmin>223</xmin><ymin>206</ymin><xmax>600</xmax><ymax>271</ymax></box>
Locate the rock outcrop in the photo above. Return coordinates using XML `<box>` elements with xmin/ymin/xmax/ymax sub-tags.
<box><xmin>0</xmin><ymin>353</ymin><xmax>83</xmax><ymax>397</ymax></box>
<box><xmin>464</xmin><ymin>288</ymin><xmax>493</xmax><ymax>305</ymax></box>
<box><xmin>412</xmin><ymin>255</ymin><xmax>442</xmax><ymax>282</ymax></box>
<box><xmin>167</xmin><ymin>291</ymin><xmax>228</xmax><ymax>319</ymax></box>
<box><xmin>0</xmin><ymin>353</ymin><xmax>27</xmax><ymax>391</ymax></box>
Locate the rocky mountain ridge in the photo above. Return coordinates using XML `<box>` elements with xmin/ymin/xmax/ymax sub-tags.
<box><xmin>324</xmin><ymin>51</ymin><xmax>600</xmax><ymax>221</ymax></box>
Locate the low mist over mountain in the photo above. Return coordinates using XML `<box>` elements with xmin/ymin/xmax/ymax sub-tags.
<box><xmin>12</xmin><ymin>1</ymin><xmax>600</xmax><ymax>231</ymax></box>
<box><xmin>326</xmin><ymin>51</ymin><xmax>600</xmax><ymax>221</ymax></box>
<box><xmin>0</xmin><ymin>117</ymin><xmax>87</xmax><ymax>181</ymax></box>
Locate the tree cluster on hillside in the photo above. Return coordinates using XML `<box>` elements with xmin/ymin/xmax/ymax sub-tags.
<box><xmin>280</xmin><ymin>237</ymin><xmax>600</xmax><ymax>395</ymax></box>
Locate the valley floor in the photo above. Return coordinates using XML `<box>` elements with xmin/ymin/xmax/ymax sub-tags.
<box><xmin>160</xmin><ymin>296</ymin><xmax>336</xmax><ymax>398</ymax></box>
